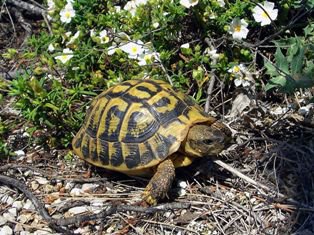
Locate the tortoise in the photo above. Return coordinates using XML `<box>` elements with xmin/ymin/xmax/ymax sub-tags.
<box><xmin>72</xmin><ymin>79</ymin><xmax>231</xmax><ymax>205</ymax></box>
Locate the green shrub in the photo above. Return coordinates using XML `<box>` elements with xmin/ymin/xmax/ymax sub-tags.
<box><xmin>3</xmin><ymin>0</ymin><xmax>314</xmax><ymax>147</ymax></box>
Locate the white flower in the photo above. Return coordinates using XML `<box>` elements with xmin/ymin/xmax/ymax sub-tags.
<box><xmin>252</xmin><ymin>1</ymin><xmax>278</xmax><ymax>26</ymax></box>
<box><xmin>228</xmin><ymin>64</ymin><xmax>252</xmax><ymax>87</ymax></box>
<box><xmin>48</xmin><ymin>43</ymin><xmax>55</xmax><ymax>52</ymax></box>
<box><xmin>217</xmin><ymin>0</ymin><xmax>225</xmax><ymax>7</ymax></box>
<box><xmin>55</xmin><ymin>48</ymin><xmax>74</xmax><ymax>64</ymax></box>
<box><xmin>108</xmin><ymin>43</ymin><xmax>118</xmax><ymax>55</ymax></box>
<box><xmin>205</xmin><ymin>48</ymin><xmax>220</xmax><ymax>64</ymax></box>
<box><xmin>47</xmin><ymin>0</ymin><xmax>55</xmax><ymax>11</ymax></box>
<box><xmin>229</xmin><ymin>18</ymin><xmax>249</xmax><ymax>40</ymax></box>
<box><xmin>135</xmin><ymin>0</ymin><xmax>147</xmax><ymax>5</ymax></box>
<box><xmin>119</xmin><ymin>41</ymin><xmax>144</xmax><ymax>59</ymax></box>
<box><xmin>90</xmin><ymin>29</ymin><xmax>96</xmax><ymax>37</ymax></box>
<box><xmin>60</xmin><ymin>3</ymin><xmax>75</xmax><ymax>24</ymax></box>
<box><xmin>181</xmin><ymin>43</ymin><xmax>190</xmax><ymax>49</ymax></box>
<box><xmin>234</xmin><ymin>77</ymin><xmax>251</xmax><ymax>87</ymax></box>
<box><xmin>124</xmin><ymin>1</ymin><xmax>137</xmax><ymax>16</ymax></box>
<box><xmin>66</xmin><ymin>30</ymin><xmax>80</xmax><ymax>45</ymax></box>
<box><xmin>138</xmin><ymin>51</ymin><xmax>160</xmax><ymax>66</ymax></box>
<box><xmin>180</xmin><ymin>0</ymin><xmax>199</xmax><ymax>8</ymax></box>
<box><xmin>152</xmin><ymin>22</ymin><xmax>160</xmax><ymax>28</ymax></box>
<box><xmin>99</xmin><ymin>30</ymin><xmax>110</xmax><ymax>44</ymax></box>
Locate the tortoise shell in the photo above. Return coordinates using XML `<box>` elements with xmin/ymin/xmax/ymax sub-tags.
<box><xmin>72</xmin><ymin>79</ymin><xmax>218</xmax><ymax>175</ymax></box>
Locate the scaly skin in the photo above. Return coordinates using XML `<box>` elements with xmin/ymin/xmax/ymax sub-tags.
<box><xmin>142</xmin><ymin>159</ymin><xmax>175</xmax><ymax>205</ymax></box>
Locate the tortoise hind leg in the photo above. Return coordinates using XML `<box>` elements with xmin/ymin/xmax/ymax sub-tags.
<box><xmin>142</xmin><ymin>159</ymin><xmax>175</xmax><ymax>205</ymax></box>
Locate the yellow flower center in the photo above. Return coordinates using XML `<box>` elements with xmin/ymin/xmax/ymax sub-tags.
<box><xmin>261</xmin><ymin>11</ymin><xmax>268</xmax><ymax>18</ymax></box>
<box><xmin>234</xmin><ymin>25</ymin><xmax>241</xmax><ymax>32</ymax></box>
<box><xmin>131</xmin><ymin>47</ymin><xmax>138</xmax><ymax>54</ymax></box>
<box><xmin>233</xmin><ymin>66</ymin><xmax>240</xmax><ymax>73</ymax></box>
<box><xmin>65</xmin><ymin>11</ymin><xmax>71</xmax><ymax>18</ymax></box>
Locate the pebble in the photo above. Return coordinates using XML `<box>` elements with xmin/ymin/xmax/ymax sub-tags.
<box><xmin>68</xmin><ymin>206</ymin><xmax>89</xmax><ymax>215</ymax></box>
<box><xmin>0</xmin><ymin>225</ymin><xmax>13</xmax><ymax>235</ymax></box>
<box><xmin>70</xmin><ymin>188</ymin><xmax>83</xmax><ymax>196</ymax></box>
<box><xmin>31</xmin><ymin>181</ymin><xmax>39</xmax><ymax>190</ymax></box>
<box><xmin>8</xmin><ymin>208</ymin><xmax>17</xmax><ymax>217</ymax></box>
<box><xmin>14</xmin><ymin>150</ymin><xmax>25</xmax><ymax>157</ymax></box>
<box><xmin>34</xmin><ymin>176</ymin><xmax>49</xmax><ymax>185</ymax></box>
<box><xmin>177</xmin><ymin>188</ymin><xmax>186</xmax><ymax>197</ymax></box>
<box><xmin>81</xmin><ymin>183</ymin><xmax>99</xmax><ymax>192</ymax></box>
<box><xmin>0</xmin><ymin>195</ymin><xmax>14</xmax><ymax>205</ymax></box>
<box><xmin>12</xmin><ymin>201</ymin><xmax>23</xmax><ymax>210</ymax></box>
<box><xmin>0</xmin><ymin>216</ymin><xmax>7</xmax><ymax>226</ymax></box>
<box><xmin>23</xmin><ymin>199</ymin><xmax>35</xmax><ymax>210</ymax></box>
<box><xmin>177</xmin><ymin>180</ymin><xmax>188</xmax><ymax>189</ymax></box>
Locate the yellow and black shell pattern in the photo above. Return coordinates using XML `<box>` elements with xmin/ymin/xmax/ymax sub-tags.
<box><xmin>72</xmin><ymin>79</ymin><xmax>217</xmax><ymax>174</ymax></box>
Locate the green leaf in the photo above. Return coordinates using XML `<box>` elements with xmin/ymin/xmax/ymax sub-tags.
<box><xmin>290</xmin><ymin>46</ymin><xmax>304</xmax><ymax>76</ymax></box>
<box><xmin>264</xmin><ymin>60</ymin><xmax>279</xmax><ymax>76</ymax></box>
<box><xmin>44</xmin><ymin>103</ymin><xmax>59</xmax><ymax>112</ymax></box>
<box><xmin>274</xmin><ymin>47</ymin><xmax>289</xmax><ymax>74</ymax></box>
<box><xmin>265</xmin><ymin>76</ymin><xmax>287</xmax><ymax>91</ymax></box>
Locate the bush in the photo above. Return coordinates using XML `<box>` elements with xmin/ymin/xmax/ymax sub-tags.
<box><xmin>4</xmin><ymin>0</ymin><xmax>314</xmax><ymax>147</ymax></box>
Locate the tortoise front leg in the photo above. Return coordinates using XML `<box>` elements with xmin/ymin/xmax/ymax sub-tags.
<box><xmin>142</xmin><ymin>159</ymin><xmax>175</xmax><ymax>205</ymax></box>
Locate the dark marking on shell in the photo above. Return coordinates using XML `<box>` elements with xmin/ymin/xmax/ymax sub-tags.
<box><xmin>110</xmin><ymin>142</ymin><xmax>123</xmax><ymax>167</ymax></box>
<box><xmin>124</xmin><ymin>144</ymin><xmax>141</xmax><ymax>168</ymax></box>
<box><xmin>99</xmin><ymin>140</ymin><xmax>109</xmax><ymax>165</ymax></box>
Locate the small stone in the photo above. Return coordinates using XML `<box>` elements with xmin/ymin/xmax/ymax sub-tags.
<box><xmin>299</xmin><ymin>106</ymin><xmax>310</xmax><ymax>116</ymax></box>
<box><xmin>22</xmin><ymin>132</ymin><xmax>30</xmax><ymax>137</ymax></box>
<box><xmin>23</xmin><ymin>199</ymin><xmax>35</xmax><ymax>210</ymax></box>
<box><xmin>81</xmin><ymin>183</ymin><xmax>99</xmax><ymax>192</ymax></box>
<box><xmin>64</xmin><ymin>182</ymin><xmax>74</xmax><ymax>190</ymax></box>
<box><xmin>14</xmin><ymin>223</ymin><xmax>24</xmax><ymax>233</ymax></box>
<box><xmin>12</xmin><ymin>201</ymin><xmax>23</xmax><ymax>210</ymax></box>
<box><xmin>70</xmin><ymin>188</ymin><xmax>83</xmax><ymax>196</ymax></box>
<box><xmin>0</xmin><ymin>225</ymin><xmax>13</xmax><ymax>235</ymax></box>
<box><xmin>8</xmin><ymin>208</ymin><xmax>17</xmax><ymax>217</ymax></box>
<box><xmin>177</xmin><ymin>188</ymin><xmax>186</xmax><ymax>197</ymax></box>
<box><xmin>0</xmin><ymin>216</ymin><xmax>8</xmax><ymax>226</ymax></box>
<box><xmin>0</xmin><ymin>195</ymin><xmax>14</xmax><ymax>205</ymax></box>
<box><xmin>177</xmin><ymin>180</ymin><xmax>188</xmax><ymax>189</ymax></box>
<box><xmin>14</xmin><ymin>150</ymin><xmax>25</xmax><ymax>157</ymax></box>
<box><xmin>43</xmin><ymin>184</ymin><xmax>55</xmax><ymax>194</ymax></box>
<box><xmin>31</xmin><ymin>181</ymin><xmax>39</xmax><ymax>190</ymax></box>
<box><xmin>20</xmin><ymin>232</ymin><xmax>31</xmax><ymax>235</ymax></box>
<box><xmin>68</xmin><ymin>206</ymin><xmax>89</xmax><ymax>215</ymax></box>
<box><xmin>91</xmin><ymin>199</ymin><xmax>103</xmax><ymax>207</ymax></box>
<box><xmin>34</xmin><ymin>176</ymin><xmax>49</xmax><ymax>185</ymax></box>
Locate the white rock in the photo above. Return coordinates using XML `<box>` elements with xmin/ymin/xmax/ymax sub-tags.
<box><xmin>23</xmin><ymin>170</ymin><xmax>32</xmax><ymax>177</ymax></box>
<box><xmin>81</xmin><ymin>183</ymin><xmax>99</xmax><ymax>192</ymax></box>
<box><xmin>34</xmin><ymin>176</ymin><xmax>49</xmax><ymax>185</ymax></box>
<box><xmin>70</xmin><ymin>188</ymin><xmax>83</xmax><ymax>196</ymax></box>
<box><xmin>14</xmin><ymin>223</ymin><xmax>24</xmax><ymax>233</ymax></box>
<box><xmin>8</xmin><ymin>208</ymin><xmax>17</xmax><ymax>217</ymax></box>
<box><xmin>68</xmin><ymin>206</ymin><xmax>89</xmax><ymax>215</ymax></box>
<box><xmin>177</xmin><ymin>180</ymin><xmax>188</xmax><ymax>189</ymax></box>
<box><xmin>0</xmin><ymin>225</ymin><xmax>13</xmax><ymax>235</ymax></box>
<box><xmin>74</xmin><ymin>226</ymin><xmax>90</xmax><ymax>234</ymax></box>
<box><xmin>12</xmin><ymin>201</ymin><xmax>23</xmax><ymax>210</ymax></box>
<box><xmin>0</xmin><ymin>195</ymin><xmax>14</xmax><ymax>205</ymax></box>
<box><xmin>64</xmin><ymin>182</ymin><xmax>74</xmax><ymax>190</ymax></box>
<box><xmin>23</xmin><ymin>199</ymin><xmax>35</xmax><ymax>210</ymax></box>
<box><xmin>2</xmin><ymin>212</ymin><xmax>15</xmax><ymax>221</ymax></box>
<box><xmin>20</xmin><ymin>231</ymin><xmax>31</xmax><ymax>235</ymax></box>
<box><xmin>91</xmin><ymin>199</ymin><xmax>103</xmax><ymax>207</ymax></box>
<box><xmin>0</xmin><ymin>216</ymin><xmax>7</xmax><ymax>226</ymax></box>
<box><xmin>14</xmin><ymin>150</ymin><xmax>25</xmax><ymax>157</ymax></box>
<box><xmin>177</xmin><ymin>188</ymin><xmax>186</xmax><ymax>197</ymax></box>
<box><xmin>22</xmin><ymin>132</ymin><xmax>30</xmax><ymax>137</ymax></box>
<box><xmin>33</xmin><ymin>230</ymin><xmax>54</xmax><ymax>235</ymax></box>
<box><xmin>31</xmin><ymin>181</ymin><xmax>39</xmax><ymax>190</ymax></box>
<box><xmin>299</xmin><ymin>106</ymin><xmax>310</xmax><ymax>116</ymax></box>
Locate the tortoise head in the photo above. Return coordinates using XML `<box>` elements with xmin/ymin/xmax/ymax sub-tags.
<box><xmin>183</xmin><ymin>122</ymin><xmax>232</xmax><ymax>157</ymax></box>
